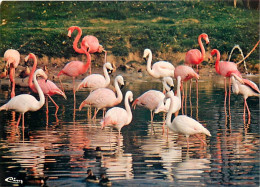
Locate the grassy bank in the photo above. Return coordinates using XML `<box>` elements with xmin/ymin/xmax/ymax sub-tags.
<box><xmin>0</xmin><ymin>1</ymin><xmax>259</xmax><ymax>67</ymax></box>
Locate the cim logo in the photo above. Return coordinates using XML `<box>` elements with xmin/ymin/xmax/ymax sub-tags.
<box><xmin>5</xmin><ymin>177</ymin><xmax>23</xmax><ymax>184</ymax></box>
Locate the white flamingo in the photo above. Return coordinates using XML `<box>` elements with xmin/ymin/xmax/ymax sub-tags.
<box><xmin>76</xmin><ymin>62</ymin><xmax>114</xmax><ymax>92</ymax></box>
<box><xmin>231</xmin><ymin>75</ymin><xmax>260</xmax><ymax>124</ymax></box>
<box><xmin>101</xmin><ymin>91</ymin><xmax>133</xmax><ymax>136</ymax></box>
<box><xmin>165</xmin><ymin>93</ymin><xmax>211</xmax><ymax>149</ymax></box>
<box><xmin>79</xmin><ymin>75</ymin><xmax>124</xmax><ymax>119</ymax></box>
<box><xmin>155</xmin><ymin>76</ymin><xmax>182</xmax><ymax>133</ymax></box>
<box><xmin>0</xmin><ymin>69</ymin><xmax>47</xmax><ymax>127</ymax></box>
<box><xmin>143</xmin><ymin>48</ymin><xmax>175</xmax><ymax>79</ymax></box>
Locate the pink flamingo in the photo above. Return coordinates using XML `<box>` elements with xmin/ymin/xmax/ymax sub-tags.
<box><xmin>143</xmin><ymin>48</ymin><xmax>175</xmax><ymax>79</ymax></box>
<box><xmin>0</xmin><ymin>69</ymin><xmax>47</xmax><ymax>128</ymax></box>
<box><xmin>67</xmin><ymin>26</ymin><xmax>106</xmax><ymax>74</ymax></box>
<box><xmin>26</xmin><ymin>53</ymin><xmax>66</xmax><ymax>115</ymax></box>
<box><xmin>211</xmin><ymin>49</ymin><xmax>243</xmax><ymax>109</ymax></box>
<box><xmin>101</xmin><ymin>91</ymin><xmax>133</xmax><ymax>136</ymax></box>
<box><xmin>185</xmin><ymin>33</ymin><xmax>209</xmax><ymax>73</ymax></box>
<box><xmin>4</xmin><ymin>49</ymin><xmax>20</xmax><ymax>98</ymax></box>
<box><xmin>57</xmin><ymin>49</ymin><xmax>91</xmax><ymax>106</ymax></box>
<box><xmin>132</xmin><ymin>90</ymin><xmax>165</xmax><ymax>124</ymax></box>
<box><xmin>174</xmin><ymin>65</ymin><xmax>200</xmax><ymax>114</ymax></box>
<box><xmin>132</xmin><ymin>77</ymin><xmax>175</xmax><ymax>125</ymax></box>
<box><xmin>79</xmin><ymin>75</ymin><xmax>124</xmax><ymax>119</ymax></box>
<box><xmin>231</xmin><ymin>75</ymin><xmax>260</xmax><ymax>124</ymax></box>
<box><xmin>76</xmin><ymin>62</ymin><xmax>114</xmax><ymax>92</ymax></box>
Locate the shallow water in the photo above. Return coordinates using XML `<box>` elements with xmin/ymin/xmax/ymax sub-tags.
<box><xmin>0</xmin><ymin>74</ymin><xmax>259</xmax><ymax>186</ymax></box>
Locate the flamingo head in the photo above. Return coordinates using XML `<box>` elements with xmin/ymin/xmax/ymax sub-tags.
<box><xmin>163</xmin><ymin>76</ymin><xmax>174</xmax><ymax>92</ymax></box>
<box><xmin>79</xmin><ymin>100</ymin><xmax>87</xmax><ymax>111</ymax></box>
<box><xmin>201</xmin><ymin>33</ymin><xmax>209</xmax><ymax>45</ymax></box>
<box><xmin>67</xmin><ymin>26</ymin><xmax>77</xmax><ymax>37</ymax></box>
<box><xmin>143</xmin><ymin>48</ymin><xmax>151</xmax><ymax>61</ymax></box>
<box><xmin>24</xmin><ymin>53</ymin><xmax>36</xmax><ymax>63</ymax></box>
<box><xmin>98</xmin><ymin>45</ymin><xmax>104</xmax><ymax>53</ymax></box>
<box><xmin>127</xmin><ymin>91</ymin><xmax>134</xmax><ymax>103</ymax></box>
<box><xmin>116</xmin><ymin>75</ymin><xmax>124</xmax><ymax>89</ymax></box>
<box><xmin>35</xmin><ymin>69</ymin><xmax>48</xmax><ymax>80</ymax></box>
<box><xmin>105</xmin><ymin>62</ymin><xmax>114</xmax><ymax>74</ymax></box>
<box><xmin>210</xmin><ymin>49</ymin><xmax>219</xmax><ymax>57</ymax></box>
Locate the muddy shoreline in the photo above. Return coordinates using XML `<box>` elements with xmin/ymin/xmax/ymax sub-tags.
<box><xmin>0</xmin><ymin>52</ymin><xmax>259</xmax><ymax>91</ymax></box>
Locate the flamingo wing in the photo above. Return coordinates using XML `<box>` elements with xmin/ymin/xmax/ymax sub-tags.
<box><xmin>82</xmin><ymin>35</ymin><xmax>100</xmax><ymax>53</ymax></box>
<box><xmin>104</xmin><ymin>107</ymin><xmax>128</xmax><ymax>126</ymax></box>
<box><xmin>58</xmin><ymin>61</ymin><xmax>85</xmax><ymax>77</ymax></box>
<box><xmin>1</xmin><ymin>94</ymin><xmax>41</xmax><ymax>113</ymax></box>
<box><xmin>185</xmin><ymin>49</ymin><xmax>202</xmax><ymax>65</ymax></box>
<box><xmin>243</xmin><ymin>79</ymin><xmax>260</xmax><ymax>94</ymax></box>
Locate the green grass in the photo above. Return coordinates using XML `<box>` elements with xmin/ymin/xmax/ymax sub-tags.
<box><xmin>0</xmin><ymin>1</ymin><xmax>259</xmax><ymax>64</ymax></box>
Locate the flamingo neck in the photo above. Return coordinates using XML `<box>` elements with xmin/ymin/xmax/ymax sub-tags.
<box><xmin>28</xmin><ymin>54</ymin><xmax>38</xmax><ymax>89</ymax></box>
<box><xmin>33</xmin><ymin>71</ymin><xmax>45</xmax><ymax>108</ymax></box>
<box><xmin>82</xmin><ymin>51</ymin><xmax>91</xmax><ymax>73</ymax></box>
<box><xmin>214</xmin><ymin>50</ymin><xmax>221</xmax><ymax>74</ymax></box>
<box><xmin>165</xmin><ymin>94</ymin><xmax>175</xmax><ymax>130</ymax></box>
<box><xmin>103</xmin><ymin>64</ymin><xmax>110</xmax><ymax>87</ymax></box>
<box><xmin>198</xmin><ymin>35</ymin><xmax>205</xmax><ymax>61</ymax></box>
<box><xmin>114</xmin><ymin>78</ymin><xmax>123</xmax><ymax>104</ymax></box>
<box><xmin>176</xmin><ymin>79</ymin><xmax>181</xmax><ymax>100</ymax></box>
<box><xmin>125</xmin><ymin>92</ymin><xmax>133</xmax><ymax>125</ymax></box>
<box><xmin>146</xmin><ymin>50</ymin><xmax>154</xmax><ymax>76</ymax></box>
<box><xmin>72</xmin><ymin>26</ymin><xmax>84</xmax><ymax>53</ymax></box>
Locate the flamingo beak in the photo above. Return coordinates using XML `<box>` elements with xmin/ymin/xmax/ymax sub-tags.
<box><xmin>108</xmin><ymin>69</ymin><xmax>113</xmax><ymax>75</ymax></box>
<box><xmin>62</xmin><ymin>92</ymin><xmax>67</xmax><ymax>100</ymax></box>
<box><xmin>67</xmin><ymin>30</ymin><xmax>72</xmax><ymax>37</ymax></box>
<box><xmin>170</xmin><ymin>86</ymin><xmax>174</xmax><ymax>91</ymax></box>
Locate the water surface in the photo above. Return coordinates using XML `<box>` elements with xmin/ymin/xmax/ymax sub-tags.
<box><xmin>0</xmin><ymin>74</ymin><xmax>259</xmax><ymax>186</ymax></box>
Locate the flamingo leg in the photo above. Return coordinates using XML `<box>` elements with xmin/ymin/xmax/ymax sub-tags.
<box><xmin>224</xmin><ymin>77</ymin><xmax>227</xmax><ymax>112</ymax></box>
<box><xmin>16</xmin><ymin>113</ymin><xmax>22</xmax><ymax>127</ymax></box>
<box><xmin>189</xmin><ymin>80</ymin><xmax>193</xmax><ymax>116</ymax></box>
<box><xmin>243</xmin><ymin>100</ymin><xmax>246</xmax><ymax>123</ymax></box>
<box><xmin>244</xmin><ymin>99</ymin><xmax>251</xmax><ymax>124</ymax></box>
<box><xmin>92</xmin><ymin>109</ymin><xmax>100</xmax><ymax>120</ymax></box>
<box><xmin>150</xmin><ymin>110</ymin><xmax>155</xmax><ymax>132</ymax></box>
<box><xmin>46</xmin><ymin>96</ymin><xmax>49</xmax><ymax>114</ymax></box>
<box><xmin>73</xmin><ymin>77</ymin><xmax>76</xmax><ymax>109</ymax></box>
<box><xmin>11</xmin><ymin>68</ymin><xmax>16</xmax><ymax>98</ymax></box>
<box><xmin>195</xmin><ymin>134</ymin><xmax>206</xmax><ymax>146</ymax></box>
<box><xmin>196</xmin><ymin>78</ymin><xmax>199</xmax><ymax>120</ymax></box>
<box><xmin>228</xmin><ymin>77</ymin><xmax>231</xmax><ymax>117</ymax></box>
<box><xmin>181</xmin><ymin>82</ymin><xmax>184</xmax><ymax>114</ymax></box>
<box><xmin>22</xmin><ymin>113</ymin><xmax>25</xmax><ymax>129</ymax></box>
<box><xmin>162</xmin><ymin>113</ymin><xmax>166</xmax><ymax>135</ymax></box>
<box><xmin>185</xmin><ymin>82</ymin><xmax>187</xmax><ymax>115</ymax></box>
<box><xmin>48</xmin><ymin>95</ymin><xmax>59</xmax><ymax>115</ymax></box>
